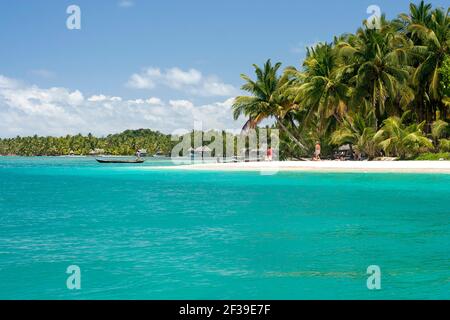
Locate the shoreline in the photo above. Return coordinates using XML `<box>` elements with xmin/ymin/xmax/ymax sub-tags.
<box><xmin>151</xmin><ymin>160</ymin><xmax>450</xmax><ymax>174</ymax></box>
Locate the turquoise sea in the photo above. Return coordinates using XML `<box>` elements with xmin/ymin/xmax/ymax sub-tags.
<box><xmin>0</xmin><ymin>157</ymin><xmax>449</xmax><ymax>300</ymax></box>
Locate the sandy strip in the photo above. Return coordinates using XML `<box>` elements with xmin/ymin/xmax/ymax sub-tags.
<box><xmin>150</xmin><ymin>160</ymin><xmax>450</xmax><ymax>174</ymax></box>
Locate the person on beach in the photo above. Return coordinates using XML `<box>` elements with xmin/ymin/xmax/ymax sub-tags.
<box><xmin>266</xmin><ymin>147</ymin><xmax>273</xmax><ymax>161</ymax></box>
<box><xmin>313</xmin><ymin>142</ymin><xmax>321</xmax><ymax>161</ymax></box>
<box><xmin>135</xmin><ymin>149</ymin><xmax>141</xmax><ymax>159</ymax></box>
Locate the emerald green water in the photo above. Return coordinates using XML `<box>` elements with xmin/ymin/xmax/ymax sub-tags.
<box><xmin>0</xmin><ymin>157</ymin><xmax>449</xmax><ymax>299</ymax></box>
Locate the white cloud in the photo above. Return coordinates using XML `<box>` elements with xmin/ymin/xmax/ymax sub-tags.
<box><xmin>165</xmin><ymin>68</ymin><xmax>202</xmax><ymax>88</ymax></box>
<box><xmin>146</xmin><ymin>97</ymin><xmax>162</xmax><ymax>105</ymax></box>
<box><xmin>118</xmin><ymin>0</ymin><xmax>134</xmax><ymax>8</ymax></box>
<box><xmin>195</xmin><ymin>77</ymin><xmax>237</xmax><ymax>97</ymax></box>
<box><xmin>129</xmin><ymin>98</ymin><xmax>145</xmax><ymax>104</ymax></box>
<box><xmin>126</xmin><ymin>72</ymin><xmax>156</xmax><ymax>89</ymax></box>
<box><xmin>126</xmin><ymin>67</ymin><xmax>238</xmax><ymax>97</ymax></box>
<box><xmin>0</xmin><ymin>75</ymin><xmax>19</xmax><ymax>89</ymax></box>
<box><xmin>0</xmin><ymin>75</ymin><xmax>242</xmax><ymax>137</ymax></box>
<box><xmin>88</xmin><ymin>94</ymin><xmax>108</xmax><ymax>102</ymax></box>
<box><xmin>169</xmin><ymin>99</ymin><xmax>194</xmax><ymax>110</ymax></box>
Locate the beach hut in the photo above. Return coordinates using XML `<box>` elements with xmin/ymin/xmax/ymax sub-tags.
<box><xmin>138</xmin><ymin>149</ymin><xmax>148</xmax><ymax>157</ymax></box>
<box><xmin>338</xmin><ymin>144</ymin><xmax>351</xmax><ymax>152</ymax></box>
<box><xmin>336</xmin><ymin>144</ymin><xmax>352</xmax><ymax>160</ymax></box>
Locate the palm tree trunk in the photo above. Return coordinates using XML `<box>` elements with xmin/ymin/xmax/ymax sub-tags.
<box><xmin>372</xmin><ymin>95</ymin><xmax>379</xmax><ymax>129</ymax></box>
<box><xmin>275</xmin><ymin>116</ymin><xmax>307</xmax><ymax>152</ymax></box>
<box><xmin>426</xmin><ymin>102</ymin><xmax>432</xmax><ymax>133</ymax></box>
<box><xmin>439</xmin><ymin>99</ymin><xmax>447</xmax><ymax>121</ymax></box>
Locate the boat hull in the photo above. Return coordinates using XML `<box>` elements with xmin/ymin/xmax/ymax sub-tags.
<box><xmin>96</xmin><ymin>158</ymin><xmax>145</xmax><ymax>164</ymax></box>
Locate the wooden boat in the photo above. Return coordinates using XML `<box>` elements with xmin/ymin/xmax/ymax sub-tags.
<box><xmin>96</xmin><ymin>158</ymin><xmax>145</xmax><ymax>164</ymax></box>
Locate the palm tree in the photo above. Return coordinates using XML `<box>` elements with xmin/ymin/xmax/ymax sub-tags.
<box><xmin>374</xmin><ymin>111</ymin><xmax>433</xmax><ymax>158</ymax></box>
<box><xmin>431</xmin><ymin>119</ymin><xmax>448</xmax><ymax>139</ymax></box>
<box><xmin>402</xmin><ymin>3</ymin><xmax>450</xmax><ymax>122</ymax></box>
<box><xmin>337</xmin><ymin>18</ymin><xmax>412</xmax><ymax>127</ymax></box>
<box><xmin>291</xmin><ymin>43</ymin><xmax>350</xmax><ymax>128</ymax></box>
<box><xmin>441</xmin><ymin>55</ymin><xmax>450</xmax><ymax>110</ymax></box>
<box><xmin>331</xmin><ymin>107</ymin><xmax>378</xmax><ymax>159</ymax></box>
<box><xmin>439</xmin><ymin>139</ymin><xmax>450</xmax><ymax>152</ymax></box>
<box><xmin>232</xmin><ymin>59</ymin><xmax>307</xmax><ymax>151</ymax></box>
<box><xmin>431</xmin><ymin>119</ymin><xmax>449</xmax><ymax>151</ymax></box>
<box><xmin>395</xmin><ymin>1</ymin><xmax>433</xmax><ymax>37</ymax></box>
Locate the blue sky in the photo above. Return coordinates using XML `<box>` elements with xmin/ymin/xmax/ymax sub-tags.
<box><xmin>0</xmin><ymin>0</ymin><xmax>448</xmax><ymax>136</ymax></box>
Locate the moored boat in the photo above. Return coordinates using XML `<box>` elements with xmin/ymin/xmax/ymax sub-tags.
<box><xmin>96</xmin><ymin>158</ymin><xmax>145</xmax><ymax>164</ymax></box>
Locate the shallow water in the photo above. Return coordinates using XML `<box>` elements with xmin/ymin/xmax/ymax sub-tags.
<box><xmin>0</xmin><ymin>157</ymin><xmax>449</xmax><ymax>299</ymax></box>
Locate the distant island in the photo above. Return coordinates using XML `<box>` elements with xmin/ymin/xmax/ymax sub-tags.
<box><xmin>0</xmin><ymin>129</ymin><xmax>175</xmax><ymax>157</ymax></box>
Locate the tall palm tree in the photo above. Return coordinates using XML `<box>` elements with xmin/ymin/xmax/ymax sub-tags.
<box><xmin>441</xmin><ymin>55</ymin><xmax>450</xmax><ymax>111</ymax></box>
<box><xmin>337</xmin><ymin>18</ymin><xmax>412</xmax><ymax>127</ymax></box>
<box><xmin>409</xmin><ymin>6</ymin><xmax>450</xmax><ymax>120</ymax></box>
<box><xmin>292</xmin><ymin>43</ymin><xmax>350</xmax><ymax>128</ymax></box>
<box><xmin>395</xmin><ymin>1</ymin><xmax>433</xmax><ymax>37</ymax></box>
<box><xmin>232</xmin><ymin>59</ymin><xmax>307</xmax><ymax>151</ymax></box>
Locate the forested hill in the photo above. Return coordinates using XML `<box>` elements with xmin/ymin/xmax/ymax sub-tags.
<box><xmin>0</xmin><ymin>129</ymin><xmax>176</xmax><ymax>156</ymax></box>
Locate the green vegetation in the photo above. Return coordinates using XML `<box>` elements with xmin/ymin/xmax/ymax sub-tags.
<box><xmin>0</xmin><ymin>128</ymin><xmax>274</xmax><ymax>157</ymax></box>
<box><xmin>374</xmin><ymin>111</ymin><xmax>433</xmax><ymax>159</ymax></box>
<box><xmin>441</xmin><ymin>55</ymin><xmax>450</xmax><ymax>108</ymax></box>
<box><xmin>0</xmin><ymin>129</ymin><xmax>175</xmax><ymax>156</ymax></box>
<box><xmin>233</xmin><ymin>1</ymin><xmax>450</xmax><ymax>160</ymax></box>
<box><xmin>415</xmin><ymin>152</ymin><xmax>450</xmax><ymax>160</ymax></box>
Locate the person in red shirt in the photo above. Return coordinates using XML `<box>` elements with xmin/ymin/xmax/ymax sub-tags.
<box><xmin>266</xmin><ymin>147</ymin><xmax>273</xmax><ymax>161</ymax></box>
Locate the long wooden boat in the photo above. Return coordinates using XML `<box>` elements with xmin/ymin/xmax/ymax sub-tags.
<box><xmin>96</xmin><ymin>158</ymin><xmax>145</xmax><ymax>164</ymax></box>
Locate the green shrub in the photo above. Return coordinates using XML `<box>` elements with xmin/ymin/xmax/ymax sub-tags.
<box><xmin>415</xmin><ymin>153</ymin><xmax>450</xmax><ymax>160</ymax></box>
<box><xmin>439</xmin><ymin>139</ymin><xmax>450</xmax><ymax>152</ymax></box>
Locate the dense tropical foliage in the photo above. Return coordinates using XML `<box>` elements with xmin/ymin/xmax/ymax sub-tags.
<box><xmin>233</xmin><ymin>1</ymin><xmax>450</xmax><ymax>159</ymax></box>
<box><xmin>0</xmin><ymin>129</ymin><xmax>175</xmax><ymax>156</ymax></box>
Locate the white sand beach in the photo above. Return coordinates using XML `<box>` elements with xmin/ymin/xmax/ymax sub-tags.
<box><xmin>155</xmin><ymin>160</ymin><xmax>450</xmax><ymax>174</ymax></box>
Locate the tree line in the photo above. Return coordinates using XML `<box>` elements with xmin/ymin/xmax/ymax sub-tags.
<box><xmin>0</xmin><ymin>129</ymin><xmax>176</xmax><ymax>156</ymax></box>
<box><xmin>0</xmin><ymin>129</ymin><xmax>276</xmax><ymax>158</ymax></box>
